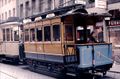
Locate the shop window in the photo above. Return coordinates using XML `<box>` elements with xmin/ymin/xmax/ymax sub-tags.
<box><xmin>6</xmin><ymin>28</ymin><xmax>10</xmax><ymax>41</ymax></box>
<box><xmin>30</xmin><ymin>28</ymin><xmax>35</xmax><ymax>41</ymax></box>
<box><xmin>44</xmin><ymin>26</ymin><xmax>51</xmax><ymax>41</ymax></box>
<box><xmin>14</xmin><ymin>30</ymin><xmax>19</xmax><ymax>41</ymax></box>
<box><xmin>53</xmin><ymin>25</ymin><xmax>60</xmax><ymax>41</ymax></box>
<box><xmin>36</xmin><ymin>27</ymin><xmax>42</xmax><ymax>41</ymax></box>
<box><xmin>65</xmin><ymin>25</ymin><xmax>73</xmax><ymax>41</ymax></box>
<box><xmin>2</xmin><ymin>29</ymin><xmax>5</xmax><ymax>41</ymax></box>
<box><xmin>25</xmin><ymin>29</ymin><xmax>29</xmax><ymax>41</ymax></box>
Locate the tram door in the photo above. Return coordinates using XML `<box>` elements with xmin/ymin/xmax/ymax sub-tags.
<box><xmin>64</xmin><ymin>24</ymin><xmax>78</xmax><ymax>64</ymax></box>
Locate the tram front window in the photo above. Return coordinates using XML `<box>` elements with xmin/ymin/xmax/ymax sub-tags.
<box><xmin>65</xmin><ymin>25</ymin><xmax>73</xmax><ymax>41</ymax></box>
<box><xmin>76</xmin><ymin>26</ymin><xmax>90</xmax><ymax>43</ymax></box>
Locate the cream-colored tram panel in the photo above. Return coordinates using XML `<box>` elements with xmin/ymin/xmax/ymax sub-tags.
<box><xmin>0</xmin><ymin>24</ymin><xmax>20</xmax><ymax>56</ymax></box>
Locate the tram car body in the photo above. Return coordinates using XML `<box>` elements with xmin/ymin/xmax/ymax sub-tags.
<box><xmin>23</xmin><ymin>7</ymin><xmax>113</xmax><ymax>76</ymax></box>
<box><xmin>0</xmin><ymin>21</ymin><xmax>22</xmax><ymax>63</ymax></box>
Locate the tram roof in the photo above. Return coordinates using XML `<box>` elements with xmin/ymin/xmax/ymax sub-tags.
<box><xmin>61</xmin><ymin>12</ymin><xmax>112</xmax><ymax>25</ymax></box>
<box><xmin>22</xmin><ymin>4</ymin><xmax>111</xmax><ymax>24</ymax></box>
<box><xmin>24</xmin><ymin>4</ymin><xmax>86</xmax><ymax>20</ymax></box>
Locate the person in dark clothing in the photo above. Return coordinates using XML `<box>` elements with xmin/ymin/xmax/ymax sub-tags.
<box><xmin>88</xmin><ymin>31</ymin><xmax>98</xmax><ymax>43</ymax></box>
<box><xmin>98</xmin><ymin>27</ymin><xmax>104</xmax><ymax>42</ymax></box>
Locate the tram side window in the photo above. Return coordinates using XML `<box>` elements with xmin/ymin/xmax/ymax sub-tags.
<box><xmin>25</xmin><ymin>29</ymin><xmax>29</xmax><ymax>41</ymax></box>
<box><xmin>14</xmin><ymin>30</ymin><xmax>19</xmax><ymax>41</ymax></box>
<box><xmin>2</xmin><ymin>29</ymin><xmax>5</xmax><ymax>41</ymax></box>
<box><xmin>11</xmin><ymin>29</ymin><xmax>13</xmax><ymax>41</ymax></box>
<box><xmin>6</xmin><ymin>28</ymin><xmax>10</xmax><ymax>41</ymax></box>
<box><xmin>53</xmin><ymin>25</ymin><xmax>60</xmax><ymax>41</ymax></box>
<box><xmin>44</xmin><ymin>26</ymin><xmax>51</xmax><ymax>41</ymax></box>
<box><xmin>30</xmin><ymin>28</ymin><xmax>35</xmax><ymax>42</ymax></box>
<box><xmin>36</xmin><ymin>27</ymin><xmax>42</xmax><ymax>41</ymax></box>
<box><xmin>65</xmin><ymin>25</ymin><xmax>73</xmax><ymax>41</ymax></box>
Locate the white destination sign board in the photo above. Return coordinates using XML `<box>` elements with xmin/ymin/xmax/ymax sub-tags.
<box><xmin>95</xmin><ymin>0</ymin><xmax>107</xmax><ymax>9</ymax></box>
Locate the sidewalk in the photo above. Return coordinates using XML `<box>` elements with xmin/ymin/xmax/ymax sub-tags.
<box><xmin>109</xmin><ymin>62</ymin><xmax>120</xmax><ymax>73</ymax></box>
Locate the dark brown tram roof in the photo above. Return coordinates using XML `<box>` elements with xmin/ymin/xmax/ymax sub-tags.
<box><xmin>61</xmin><ymin>12</ymin><xmax>111</xmax><ymax>26</ymax></box>
<box><xmin>25</xmin><ymin>4</ymin><xmax>86</xmax><ymax>21</ymax></box>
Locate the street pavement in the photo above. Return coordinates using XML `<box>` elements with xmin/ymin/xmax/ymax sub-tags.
<box><xmin>109</xmin><ymin>62</ymin><xmax>120</xmax><ymax>73</ymax></box>
<box><xmin>0</xmin><ymin>63</ymin><xmax>55</xmax><ymax>79</ymax></box>
<box><xmin>0</xmin><ymin>62</ymin><xmax>120</xmax><ymax>79</ymax></box>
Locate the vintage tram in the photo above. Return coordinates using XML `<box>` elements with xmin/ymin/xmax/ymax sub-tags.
<box><xmin>22</xmin><ymin>5</ymin><xmax>113</xmax><ymax>77</ymax></box>
<box><xmin>0</xmin><ymin>20</ymin><xmax>22</xmax><ymax>63</ymax></box>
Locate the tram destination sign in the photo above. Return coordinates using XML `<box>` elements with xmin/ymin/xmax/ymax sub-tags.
<box><xmin>108</xmin><ymin>20</ymin><xmax>120</xmax><ymax>26</ymax></box>
<box><xmin>95</xmin><ymin>0</ymin><xmax>107</xmax><ymax>9</ymax></box>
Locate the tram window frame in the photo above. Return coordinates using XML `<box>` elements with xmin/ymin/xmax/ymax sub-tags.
<box><xmin>53</xmin><ymin>25</ymin><xmax>60</xmax><ymax>41</ymax></box>
<box><xmin>44</xmin><ymin>26</ymin><xmax>51</xmax><ymax>41</ymax></box>
<box><xmin>65</xmin><ymin>25</ymin><xmax>74</xmax><ymax>41</ymax></box>
<box><xmin>30</xmin><ymin>28</ymin><xmax>35</xmax><ymax>42</ymax></box>
<box><xmin>24</xmin><ymin>29</ymin><xmax>29</xmax><ymax>42</ymax></box>
<box><xmin>6</xmin><ymin>28</ymin><xmax>10</xmax><ymax>41</ymax></box>
<box><xmin>11</xmin><ymin>29</ymin><xmax>13</xmax><ymax>41</ymax></box>
<box><xmin>36</xmin><ymin>27</ymin><xmax>42</xmax><ymax>42</ymax></box>
<box><xmin>2</xmin><ymin>29</ymin><xmax>6</xmax><ymax>41</ymax></box>
<box><xmin>14</xmin><ymin>30</ymin><xmax>19</xmax><ymax>41</ymax></box>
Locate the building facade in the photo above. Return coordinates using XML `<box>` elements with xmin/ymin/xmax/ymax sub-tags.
<box><xmin>0</xmin><ymin>0</ymin><xmax>86</xmax><ymax>20</ymax></box>
<box><xmin>17</xmin><ymin>0</ymin><xmax>86</xmax><ymax>19</ymax></box>
<box><xmin>0</xmin><ymin>0</ymin><xmax>18</xmax><ymax>22</ymax></box>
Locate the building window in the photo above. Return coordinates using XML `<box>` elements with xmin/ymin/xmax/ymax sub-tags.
<box><xmin>2</xmin><ymin>29</ymin><xmax>6</xmax><ymax>41</ymax></box>
<box><xmin>13</xmin><ymin>8</ymin><xmax>15</xmax><ymax>17</ymax></box>
<box><xmin>8</xmin><ymin>0</ymin><xmax>11</xmax><ymax>3</ymax></box>
<box><xmin>44</xmin><ymin>26</ymin><xmax>51</xmax><ymax>41</ymax></box>
<box><xmin>0</xmin><ymin>15</ymin><xmax>1</xmax><ymax>21</ymax></box>
<box><xmin>89</xmin><ymin>0</ymin><xmax>95</xmax><ymax>3</ymax></box>
<box><xmin>47</xmin><ymin>0</ymin><xmax>52</xmax><ymax>10</ymax></box>
<box><xmin>25</xmin><ymin>1</ymin><xmax>30</xmax><ymax>17</ymax></box>
<box><xmin>30</xmin><ymin>28</ymin><xmax>35</xmax><ymax>41</ymax></box>
<box><xmin>20</xmin><ymin>4</ymin><xmax>23</xmax><ymax>18</ymax></box>
<box><xmin>65</xmin><ymin>25</ymin><xmax>73</xmax><ymax>41</ymax></box>
<box><xmin>59</xmin><ymin>0</ymin><xmax>64</xmax><ymax>7</ymax></box>
<box><xmin>5</xmin><ymin>0</ymin><xmax>7</xmax><ymax>4</ymax></box>
<box><xmin>5</xmin><ymin>12</ymin><xmax>7</xmax><ymax>20</ymax></box>
<box><xmin>2</xmin><ymin>0</ymin><xmax>3</xmax><ymax>6</ymax></box>
<box><xmin>9</xmin><ymin>10</ymin><xmax>11</xmax><ymax>17</ymax></box>
<box><xmin>2</xmin><ymin>13</ymin><xmax>4</xmax><ymax>20</ymax></box>
<box><xmin>6</xmin><ymin>28</ymin><xmax>10</xmax><ymax>41</ymax></box>
<box><xmin>32</xmin><ymin>0</ymin><xmax>36</xmax><ymax>13</ymax></box>
<box><xmin>36</xmin><ymin>27</ymin><xmax>42</xmax><ymax>41</ymax></box>
<box><xmin>39</xmin><ymin>0</ymin><xmax>43</xmax><ymax>12</ymax></box>
<box><xmin>53</xmin><ymin>25</ymin><xmax>60</xmax><ymax>41</ymax></box>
